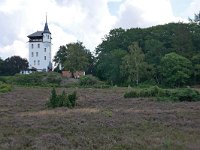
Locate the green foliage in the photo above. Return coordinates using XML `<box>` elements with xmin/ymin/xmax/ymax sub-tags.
<box><xmin>124</xmin><ymin>86</ymin><xmax>161</xmax><ymax>98</ymax></box>
<box><xmin>47</xmin><ymin>88</ymin><xmax>77</xmax><ymax>108</ymax></box>
<box><xmin>0</xmin><ymin>81</ymin><xmax>12</xmax><ymax>93</ymax></box>
<box><xmin>124</xmin><ymin>86</ymin><xmax>200</xmax><ymax>102</ymax></box>
<box><xmin>67</xmin><ymin>91</ymin><xmax>77</xmax><ymax>107</ymax></box>
<box><xmin>121</xmin><ymin>42</ymin><xmax>150</xmax><ymax>85</ymax></box>
<box><xmin>191</xmin><ymin>54</ymin><xmax>200</xmax><ymax>84</ymax></box>
<box><xmin>79</xmin><ymin>75</ymin><xmax>110</xmax><ymax>88</ymax></box>
<box><xmin>95</xmin><ymin>49</ymin><xmax>127</xmax><ymax>84</ymax></box>
<box><xmin>161</xmin><ymin>52</ymin><xmax>192</xmax><ymax>87</ymax></box>
<box><xmin>54</xmin><ymin>42</ymin><xmax>94</xmax><ymax>74</ymax></box>
<box><xmin>163</xmin><ymin>88</ymin><xmax>200</xmax><ymax>102</ymax></box>
<box><xmin>13</xmin><ymin>72</ymin><xmax>62</xmax><ymax>86</ymax></box>
<box><xmin>47</xmin><ymin>87</ymin><xmax>58</xmax><ymax>108</ymax></box>
<box><xmin>79</xmin><ymin>75</ymin><xmax>101</xmax><ymax>86</ymax></box>
<box><xmin>95</xmin><ymin>22</ymin><xmax>200</xmax><ymax>87</ymax></box>
<box><xmin>0</xmin><ymin>56</ymin><xmax>28</xmax><ymax>76</ymax></box>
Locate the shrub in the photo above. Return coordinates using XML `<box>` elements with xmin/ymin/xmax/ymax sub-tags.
<box><xmin>124</xmin><ymin>86</ymin><xmax>162</xmax><ymax>98</ymax></box>
<box><xmin>13</xmin><ymin>72</ymin><xmax>62</xmax><ymax>86</ymax></box>
<box><xmin>42</xmin><ymin>72</ymin><xmax>62</xmax><ymax>85</ymax></box>
<box><xmin>79</xmin><ymin>75</ymin><xmax>102</xmax><ymax>86</ymax></box>
<box><xmin>169</xmin><ymin>88</ymin><xmax>200</xmax><ymax>102</ymax></box>
<box><xmin>0</xmin><ymin>81</ymin><xmax>12</xmax><ymax>93</ymax></box>
<box><xmin>67</xmin><ymin>91</ymin><xmax>77</xmax><ymax>107</ymax></box>
<box><xmin>47</xmin><ymin>88</ymin><xmax>77</xmax><ymax>108</ymax></box>
<box><xmin>47</xmin><ymin>87</ymin><xmax>58</xmax><ymax>108</ymax></box>
<box><xmin>124</xmin><ymin>86</ymin><xmax>200</xmax><ymax>102</ymax></box>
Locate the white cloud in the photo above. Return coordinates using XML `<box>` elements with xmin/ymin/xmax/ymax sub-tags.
<box><xmin>0</xmin><ymin>0</ymin><xmax>116</xmax><ymax>60</ymax></box>
<box><xmin>0</xmin><ymin>0</ymin><xmax>187</xmax><ymax>61</ymax></box>
<box><xmin>115</xmin><ymin>0</ymin><xmax>182</xmax><ymax>28</ymax></box>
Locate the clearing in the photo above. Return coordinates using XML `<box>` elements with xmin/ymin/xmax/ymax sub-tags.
<box><xmin>0</xmin><ymin>87</ymin><xmax>200</xmax><ymax>149</ymax></box>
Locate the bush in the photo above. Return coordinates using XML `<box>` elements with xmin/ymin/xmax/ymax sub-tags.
<box><xmin>47</xmin><ymin>88</ymin><xmax>77</xmax><ymax>108</ymax></box>
<box><xmin>0</xmin><ymin>81</ymin><xmax>12</xmax><ymax>93</ymax></box>
<box><xmin>79</xmin><ymin>75</ymin><xmax>102</xmax><ymax>86</ymax></box>
<box><xmin>168</xmin><ymin>88</ymin><xmax>200</xmax><ymax>102</ymax></box>
<box><xmin>79</xmin><ymin>75</ymin><xmax>110</xmax><ymax>88</ymax></box>
<box><xmin>42</xmin><ymin>72</ymin><xmax>62</xmax><ymax>85</ymax></box>
<box><xmin>124</xmin><ymin>86</ymin><xmax>162</xmax><ymax>98</ymax></box>
<box><xmin>13</xmin><ymin>72</ymin><xmax>62</xmax><ymax>86</ymax></box>
<box><xmin>0</xmin><ymin>76</ymin><xmax>15</xmax><ymax>84</ymax></box>
<box><xmin>124</xmin><ymin>86</ymin><xmax>200</xmax><ymax>102</ymax></box>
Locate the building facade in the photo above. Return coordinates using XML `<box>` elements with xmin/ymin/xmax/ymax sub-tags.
<box><xmin>27</xmin><ymin>18</ymin><xmax>52</xmax><ymax>71</ymax></box>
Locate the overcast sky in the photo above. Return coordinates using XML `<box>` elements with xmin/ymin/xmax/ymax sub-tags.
<box><xmin>0</xmin><ymin>0</ymin><xmax>199</xmax><ymax>60</ymax></box>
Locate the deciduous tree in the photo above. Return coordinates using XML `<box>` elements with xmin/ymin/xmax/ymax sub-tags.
<box><xmin>2</xmin><ymin>56</ymin><xmax>28</xmax><ymax>76</ymax></box>
<box><xmin>53</xmin><ymin>42</ymin><xmax>93</xmax><ymax>75</ymax></box>
<box><xmin>121</xmin><ymin>42</ymin><xmax>148</xmax><ymax>85</ymax></box>
<box><xmin>161</xmin><ymin>52</ymin><xmax>192</xmax><ymax>87</ymax></box>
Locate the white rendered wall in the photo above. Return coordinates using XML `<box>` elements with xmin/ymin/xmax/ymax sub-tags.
<box><xmin>29</xmin><ymin>33</ymin><xmax>51</xmax><ymax>71</ymax></box>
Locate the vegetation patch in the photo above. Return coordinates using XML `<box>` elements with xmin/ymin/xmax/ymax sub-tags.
<box><xmin>124</xmin><ymin>86</ymin><xmax>200</xmax><ymax>102</ymax></box>
<box><xmin>0</xmin><ymin>81</ymin><xmax>12</xmax><ymax>93</ymax></box>
<box><xmin>12</xmin><ymin>72</ymin><xmax>62</xmax><ymax>87</ymax></box>
<box><xmin>79</xmin><ymin>75</ymin><xmax>110</xmax><ymax>88</ymax></box>
<box><xmin>46</xmin><ymin>87</ymin><xmax>77</xmax><ymax>108</ymax></box>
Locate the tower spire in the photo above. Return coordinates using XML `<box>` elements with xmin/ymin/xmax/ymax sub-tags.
<box><xmin>43</xmin><ymin>13</ymin><xmax>51</xmax><ymax>34</ymax></box>
<box><xmin>46</xmin><ymin>12</ymin><xmax>47</xmax><ymax>23</ymax></box>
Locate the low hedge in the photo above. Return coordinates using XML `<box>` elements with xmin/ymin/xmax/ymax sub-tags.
<box><xmin>124</xmin><ymin>86</ymin><xmax>200</xmax><ymax>102</ymax></box>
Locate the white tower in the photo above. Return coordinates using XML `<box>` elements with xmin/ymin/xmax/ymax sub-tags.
<box><xmin>28</xmin><ymin>16</ymin><xmax>52</xmax><ymax>71</ymax></box>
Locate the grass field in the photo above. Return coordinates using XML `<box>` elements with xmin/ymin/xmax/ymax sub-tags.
<box><xmin>0</xmin><ymin>87</ymin><xmax>200</xmax><ymax>149</ymax></box>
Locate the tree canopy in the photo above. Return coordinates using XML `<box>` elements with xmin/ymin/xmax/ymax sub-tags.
<box><xmin>161</xmin><ymin>52</ymin><xmax>192</xmax><ymax>87</ymax></box>
<box><xmin>53</xmin><ymin>42</ymin><xmax>93</xmax><ymax>74</ymax></box>
<box><xmin>95</xmin><ymin>22</ymin><xmax>200</xmax><ymax>86</ymax></box>
<box><xmin>0</xmin><ymin>56</ymin><xmax>28</xmax><ymax>76</ymax></box>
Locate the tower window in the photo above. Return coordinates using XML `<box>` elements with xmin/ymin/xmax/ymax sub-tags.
<box><xmin>44</xmin><ymin>56</ymin><xmax>46</xmax><ymax>60</ymax></box>
<box><xmin>44</xmin><ymin>48</ymin><xmax>46</xmax><ymax>52</ymax></box>
<box><xmin>31</xmin><ymin>52</ymin><xmax>34</xmax><ymax>57</ymax></box>
<box><xmin>38</xmin><ymin>44</ymin><xmax>40</xmax><ymax>48</ymax></box>
<box><xmin>36</xmin><ymin>52</ymin><xmax>38</xmax><ymax>57</ymax></box>
<box><xmin>38</xmin><ymin>60</ymin><xmax>40</xmax><ymax>65</ymax></box>
<box><xmin>31</xmin><ymin>44</ymin><xmax>34</xmax><ymax>49</ymax></box>
<box><xmin>34</xmin><ymin>60</ymin><xmax>36</xmax><ymax>65</ymax></box>
<box><xmin>47</xmin><ymin>35</ymin><xmax>49</xmax><ymax>39</ymax></box>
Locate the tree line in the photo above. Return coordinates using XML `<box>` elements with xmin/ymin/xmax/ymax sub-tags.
<box><xmin>94</xmin><ymin>22</ymin><xmax>200</xmax><ymax>87</ymax></box>
<box><xmin>0</xmin><ymin>56</ymin><xmax>28</xmax><ymax>76</ymax></box>
<box><xmin>1</xmin><ymin>13</ymin><xmax>200</xmax><ymax>88</ymax></box>
<box><xmin>53</xmin><ymin>21</ymin><xmax>200</xmax><ymax>87</ymax></box>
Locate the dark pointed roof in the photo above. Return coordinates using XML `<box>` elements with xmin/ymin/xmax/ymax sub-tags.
<box><xmin>27</xmin><ymin>15</ymin><xmax>51</xmax><ymax>38</ymax></box>
<box><xmin>43</xmin><ymin>15</ymin><xmax>51</xmax><ymax>34</ymax></box>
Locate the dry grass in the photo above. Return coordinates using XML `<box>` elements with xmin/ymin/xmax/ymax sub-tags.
<box><xmin>0</xmin><ymin>87</ymin><xmax>200</xmax><ymax>149</ymax></box>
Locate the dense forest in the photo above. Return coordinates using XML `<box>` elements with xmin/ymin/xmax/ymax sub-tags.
<box><xmin>94</xmin><ymin>22</ymin><xmax>200</xmax><ymax>87</ymax></box>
